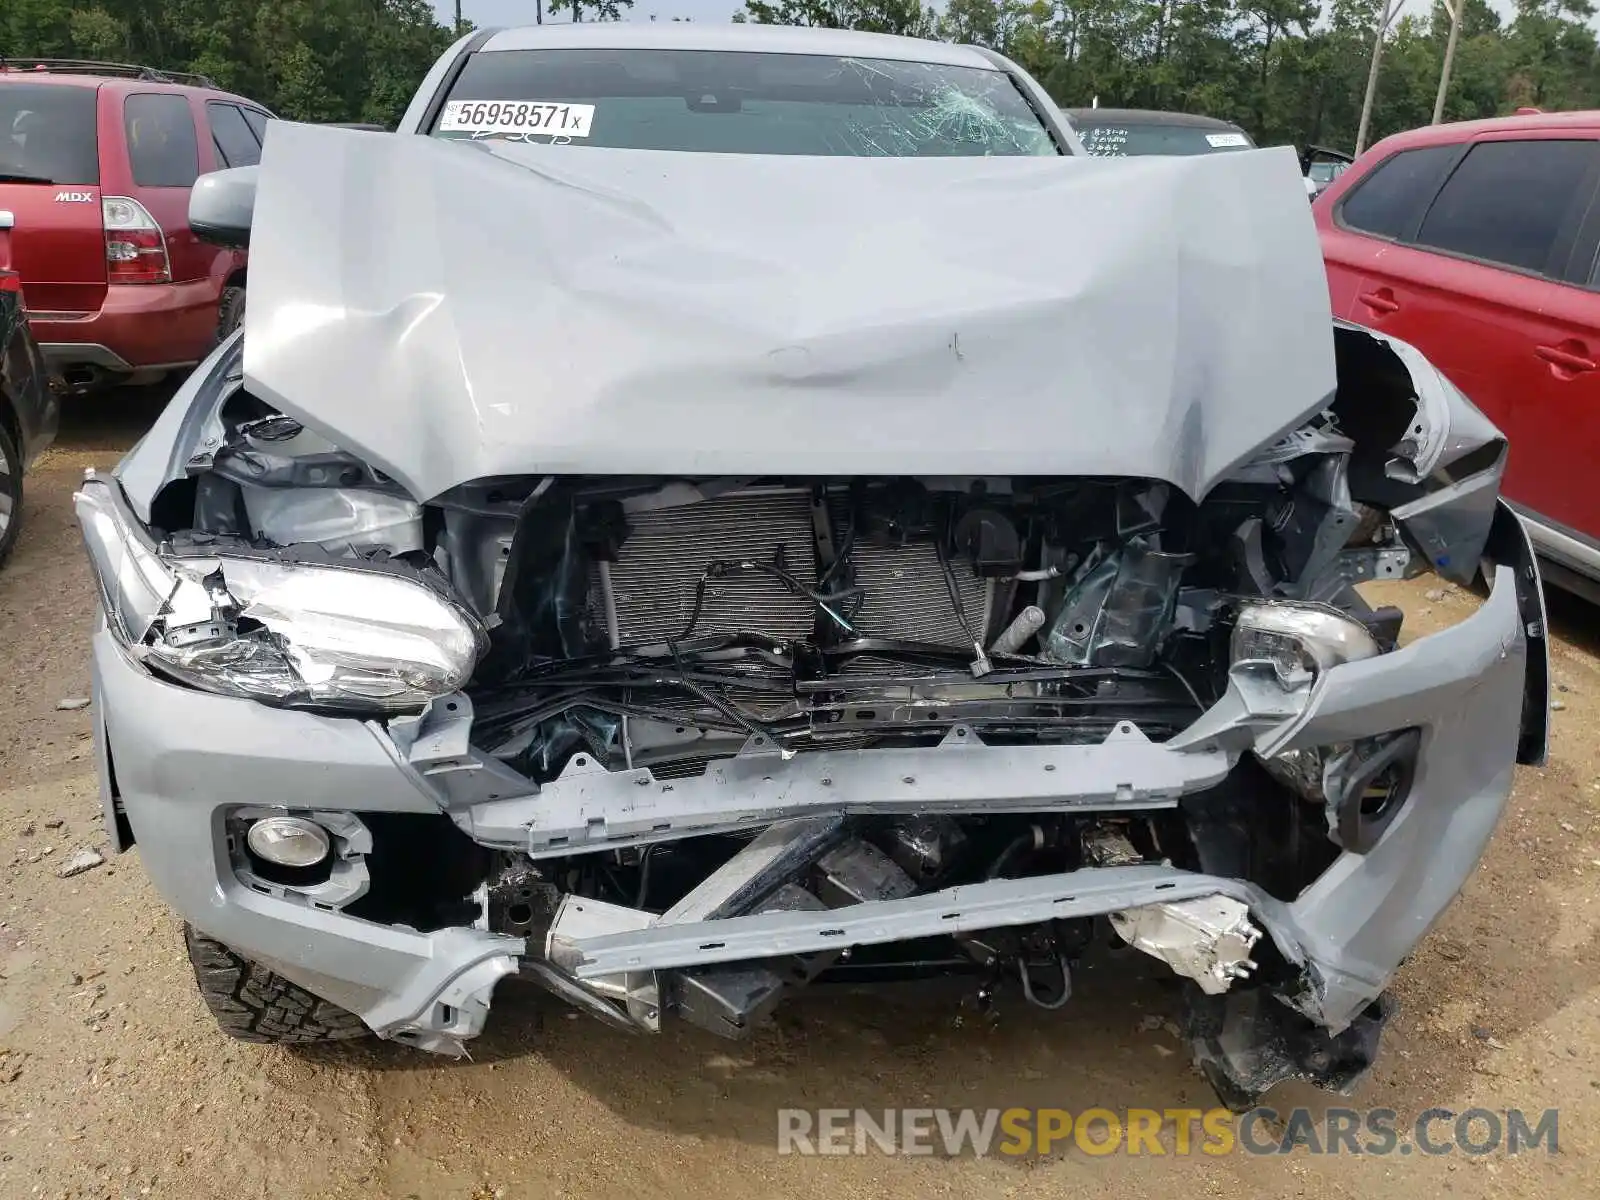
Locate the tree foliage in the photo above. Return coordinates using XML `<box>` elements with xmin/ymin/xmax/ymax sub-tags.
<box><xmin>2</xmin><ymin>0</ymin><xmax>1595</xmax><ymax>148</ymax></box>
<box><xmin>742</xmin><ymin>0</ymin><xmax>1600</xmax><ymax>150</ymax></box>
<box><xmin>0</xmin><ymin>0</ymin><xmax>458</xmax><ymax>127</ymax></box>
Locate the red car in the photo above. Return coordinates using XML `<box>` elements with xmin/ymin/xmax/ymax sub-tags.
<box><xmin>0</xmin><ymin>60</ymin><xmax>271</xmax><ymax>390</ymax></box>
<box><xmin>1316</xmin><ymin>111</ymin><xmax>1600</xmax><ymax>598</ymax></box>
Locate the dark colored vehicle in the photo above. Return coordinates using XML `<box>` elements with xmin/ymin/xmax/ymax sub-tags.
<box><xmin>1316</xmin><ymin>110</ymin><xmax>1600</xmax><ymax>599</ymax></box>
<box><xmin>0</xmin><ymin>59</ymin><xmax>273</xmax><ymax>390</ymax></box>
<box><xmin>0</xmin><ymin>254</ymin><xmax>59</xmax><ymax>566</ymax></box>
<box><xmin>1064</xmin><ymin>107</ymin><xmax>1254</xmax><ymax>158</ymax></box>
<box><xmin>1302</xmin><ymin>145</ymin><xmax>1353</xmax><ymax>197</ymax></box>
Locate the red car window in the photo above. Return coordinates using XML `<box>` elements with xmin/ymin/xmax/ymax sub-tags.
<box><xmin>1337</xmin><ymin>143</ymin><xmax>1458</xmax><ymax>240</ymax></box>
<box><xmin>208</xmin><ymin>102</ymin><xmax>261</xmax><ymax>169</ymax></box>
<box><xmin>1415</xmin><ymin>139</ymin><xmax>1598</xmax><ymax>275</ymax></box>
<box><xmin>123</xmin><ymin>92</ymin><xmax>200</xmax><ymax>188</ymax></box>
<box><xmin>0</xmin><ymin>84</ymin><xmax>99</xmax><ymax>185</ymax></box>
<box><xmin>240</xmin><ymin>108</ymin><xmax>271</xmax><ymax>143</ymax></box>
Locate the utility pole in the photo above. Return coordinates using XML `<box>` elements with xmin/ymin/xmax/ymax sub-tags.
<box><xmin>1356</xmin><ymin>0</ymin><xmax>1406</xmax><ymax>156</ymax></box>
<box><xmin>454</xmin><ymin>0</ymin><xmax>462</xmax><ymax>31</ymax></box>
<box><xmin>1432</xmin><ymin>0</ymin><xmax>1462</xmax><ymax>124</ymax></box>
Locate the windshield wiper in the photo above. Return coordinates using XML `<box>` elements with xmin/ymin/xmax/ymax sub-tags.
<box><xmin>0</xmin><ymin>170</ymin><xmax>54</xmax><ymax>184</ymax></box>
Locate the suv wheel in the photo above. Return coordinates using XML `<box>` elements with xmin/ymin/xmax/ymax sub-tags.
<box><xmin>217</xmin><ymin>286</ymin><xmax>246</xmax><ymax>342</ymax></box>
<box><xmin>184</xmin><ymin>925</ymin><xmax>369</xmax><ymax>1045</ymax></box>
<box><xmin>0</xmin><ymin>420</ymin><xmax>22</xmax><ymax>569</ymax></box>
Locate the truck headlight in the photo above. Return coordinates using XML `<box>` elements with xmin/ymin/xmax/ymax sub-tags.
<box><xmin>1230</xmin><ymin>601</ymin><xmax>1379</xmax><ymax>690</ymax></box>
<box><xmin>76</xmin><ymin>475</ymin><xmax>484</xmax><ymax>713</ymax></box>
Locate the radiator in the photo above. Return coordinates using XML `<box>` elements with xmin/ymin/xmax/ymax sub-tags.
<box><xmin>590</xmin><ymin>487</ymin><xmax>988</xmax><ymax>648</ymax></box>
<box><xmin>827</xmin><ymin>496</ymin><xmax>989</xmax><ymax>645</ymax></box>
<box><xmin>591</xmin><ymin>489</ymin><xmax>819</xmax><ymax>646</ymax></box>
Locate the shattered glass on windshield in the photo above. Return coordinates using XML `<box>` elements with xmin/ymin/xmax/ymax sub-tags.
<box><xmin>429</xmin><ymin>48</ymin><xmax>1060</xmax><ymax>157</ymax></box>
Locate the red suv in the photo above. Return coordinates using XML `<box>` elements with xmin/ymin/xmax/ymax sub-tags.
<box><xmin>0</xmin><ymin>60</ymin><xmax>272</xmax><ymax>390</ymax></box>
<box><xmin>1316</xmin><ymin>112</ymin><xmax>1600</xmax><ymax>598</ymax></box>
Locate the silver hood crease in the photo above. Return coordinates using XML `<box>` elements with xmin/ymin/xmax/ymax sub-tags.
<box><xmin>242</xmin><ymin>122</ymin><xmax>1336</xmax><ymax>502</ymax></box>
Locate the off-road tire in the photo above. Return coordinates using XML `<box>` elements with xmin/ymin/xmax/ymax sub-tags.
<box><xmin>217</xmin><ymin>285</ymin><xmax>246</xmax><ymax>342</ymax></box>
<box><xmin>184</xmin><ymin>925</ymin><xmax>369</xmax><ymax>1044</ymax></box>
<box><xmin>0</xmin><ymin>419</ymin><xmax>22</xmax><ymax>570</ymax></box>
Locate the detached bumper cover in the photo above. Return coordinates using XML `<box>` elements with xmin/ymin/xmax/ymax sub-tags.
<box><xmin>92</xmin><ymin>505</ymin><xmax>1544</xmax><ymax>1044</ymax></box>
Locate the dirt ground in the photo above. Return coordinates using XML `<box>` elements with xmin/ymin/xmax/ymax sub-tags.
<box><xmin>1</xmin><ymin>392</ymin><xmax>1598</xmax><ymax>1199</ymax></box>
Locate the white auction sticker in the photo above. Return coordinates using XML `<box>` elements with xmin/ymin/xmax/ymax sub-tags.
<box><xmin>439</xmin><ymin>100</ymin><xmax>595</xmax><ymax>138</ymax></box>
<box><xmin>1204</xmin><ymin>132</ymin><xmax>1249</xmax><ymax>148</ymax></box>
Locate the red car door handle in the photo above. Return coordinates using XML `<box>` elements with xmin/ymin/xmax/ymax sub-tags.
<box><xmin>1535</xmin><ymin>343</ymin><xmax>1597</xmax><ymax>374</ymax></box>
<box><xmin>1357</xmin><ymin>289</ymin><xmax>1400</xmax><ymax>314</ymax></box>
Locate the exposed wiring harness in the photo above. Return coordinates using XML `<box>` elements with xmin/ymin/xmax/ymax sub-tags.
<box><xmin>675</xmin><ymin>544</ymin><xmax>865</xmax><ymax>641</ymax></box>
<box><xmin>666</xmin><ymin>637</ymin><xmax>788</xmax><ymax>750</ymax></box>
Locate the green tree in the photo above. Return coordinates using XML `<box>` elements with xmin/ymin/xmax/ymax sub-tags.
<box><xmin>741</xmin><ymin>0</ymin><xmax>935</xmax><ymax>35</ymax></box>
<box><xmin>548</xmin><ymin>0</ymin><xmax>637</xmax><ymax>21</ymax></box>
<box><xmin>1</xmin><ymin>0</ymin><xmax>455</xmax><ymax>127</ymax></box>
<box><xmin>9</xmin><ymin>0</ymin><xmax>1600</xmax><ymax>152</ymax></box>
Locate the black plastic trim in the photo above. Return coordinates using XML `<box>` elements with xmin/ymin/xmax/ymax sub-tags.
<box><xmin>1486</xmin><ymin>501</ymin><xmax>1550</xmax><ymax>767</ymax></box>
<box><xmin>415</xmin><ymin>27</ymin><xmax>500</xmax><ymax>135</ymax></box>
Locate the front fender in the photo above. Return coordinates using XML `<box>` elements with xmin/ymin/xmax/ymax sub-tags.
<box><xmin>1486</xmin><ymin>500</ymin><xmax>1550</xmax><ymax>767</ymax></box>
<box><xmin>1329</xmin><ymin>323</ymin><xmax>1545</xmax><ymax>764</ymax></box>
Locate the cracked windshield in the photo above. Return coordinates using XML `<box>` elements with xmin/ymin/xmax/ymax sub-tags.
<box><xmin>430</xmin><ymin>48</ymin><xmax>1060</xmax><ymax>156</ymax></box>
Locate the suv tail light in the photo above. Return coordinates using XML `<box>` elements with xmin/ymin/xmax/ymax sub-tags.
<box><xmin>102</xmin><ymin>197</ymin><xmax>171</xmax><ymax>284</ymax></box>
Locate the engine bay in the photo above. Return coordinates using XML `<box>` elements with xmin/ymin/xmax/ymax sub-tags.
<box><xmin>457</xmin><ymin>474</ymin><xmax>1233</xmax><ymax>786</ymax></box>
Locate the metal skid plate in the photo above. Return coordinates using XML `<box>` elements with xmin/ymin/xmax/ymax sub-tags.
<box><xmin>461</xmin><ymin>724</ymin><xmax>1233</xmax><ymax>857</ymax></box>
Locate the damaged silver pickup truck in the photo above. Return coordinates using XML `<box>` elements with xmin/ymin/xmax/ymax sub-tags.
<box><xmin>76</xmin><ymin>25</ymin><xmax>1546</xmax><ymax>1110</ymax></box>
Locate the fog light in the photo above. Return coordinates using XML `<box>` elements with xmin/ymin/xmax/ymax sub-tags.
<box><xmin>246</xmin><ymin>816</ymin><xmax>331</xmax><ymax>868</ymax></box>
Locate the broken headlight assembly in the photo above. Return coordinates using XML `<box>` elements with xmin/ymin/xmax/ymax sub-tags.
<box><xmin>1230</xmin><ymin>600</ymin><xmax>1379</xmax><ymax>690</ymax></box>
<box><xmin>1230</xmin><ymin>599</ymin><xmax>1418</xmax><ymax>852</ymax></box>
<box><xmin>76</xmin><ymin>473</ymin><xmax>484</xmax><ymax>712</ymax></box>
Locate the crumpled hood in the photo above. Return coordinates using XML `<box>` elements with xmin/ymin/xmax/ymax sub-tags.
<box><xmin>243</xmin><ymin>123</ymin><xmax>1335</xmax><ymax>502</ymax></box>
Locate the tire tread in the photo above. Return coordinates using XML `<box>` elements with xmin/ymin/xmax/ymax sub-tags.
<box><xmin>184</xmin><ymin>925</ymin><xmax>368</xmax><ymax>1044</ymax></box>
<box><xmin>0</xmin><ymin>421</ymin><xmax>22</xmax><ymax>569</ymax></box>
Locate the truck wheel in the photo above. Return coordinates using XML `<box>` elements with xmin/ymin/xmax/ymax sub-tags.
<box><xmin>184</xmin><ymin>925</ymin><xmax>369</xmax><ymax>1045</ymax></box>
<box><xmin>217</xmin><ymin>286</ymin><xmax>246</xmax><ymax>342</ymax></box>
<box><xmin>0</xmin><ymin>420</ymin><xmax>22</xmax><ymax>569</ymax></box>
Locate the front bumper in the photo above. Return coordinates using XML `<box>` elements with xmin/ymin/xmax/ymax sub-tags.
<box><xmin>92</xmin><ymin>495</ymin><xmax>1544</xmax><ymax>1053</ymax></box>
<box><xmin>91</xmin><ymin>626</ymin><xmax>522</xmax><ymax>1051</ymax></box>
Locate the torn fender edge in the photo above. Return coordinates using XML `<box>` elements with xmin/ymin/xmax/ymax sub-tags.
<box><xmin>373</xmin><ymin>952</ymin><xmax>521</xmax><ymax>1055</ymax></box>
<box><xmin>1331</xmin><ymin>321</ymin><xmax>1510</xmax><ymax>586</ymax></box>
<box><xmin>89</xmin><ymin>634</ymin><xmax>133</xmax><ymax>854</ymax></box>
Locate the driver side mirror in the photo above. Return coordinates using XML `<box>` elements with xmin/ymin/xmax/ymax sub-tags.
<box><xmin>190</xmin><ymin>166</ymin><xmax>258</xmax><ymax>249</ymax></box>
